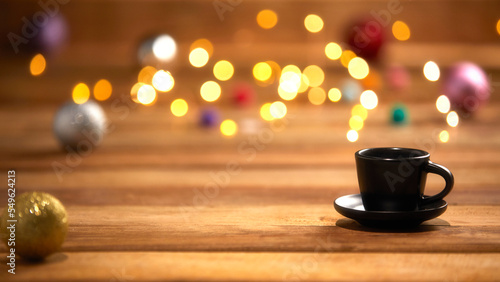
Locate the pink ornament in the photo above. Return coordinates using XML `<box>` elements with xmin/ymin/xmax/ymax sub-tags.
<box><xmin>39</xmin><ymin>14</ymin><xmax>68</xmax><ymax>55</ymax></box>
<box><xmin>442</xmin><ymin>62</ymin><xmax>490</xmax><ymax>115</ymax></box>
<box><xmin>21</xmin><ymin>14</ymin><xmax>69</xmax><ymax>56</ymax></box>
<box><xmin>385</xmin><ymin>64</ymin><xmax>410</xmax><ymax>92</ymax></box>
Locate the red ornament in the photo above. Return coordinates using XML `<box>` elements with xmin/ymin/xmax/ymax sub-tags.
<box><xmin>232</xmin><ymin>82</ymin><xmax>255</xmax><ymax>107</ymax></box>
<box><xmin>346</xmin><ymin>17</ymin><xmax>386</xmax><ymax>61</ymax></box>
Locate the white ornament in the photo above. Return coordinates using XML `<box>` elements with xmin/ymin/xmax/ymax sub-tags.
<box><xmin>53</xmin><ymin>100</ymin><xmax>107</xmax><ymax>150</ymax></box>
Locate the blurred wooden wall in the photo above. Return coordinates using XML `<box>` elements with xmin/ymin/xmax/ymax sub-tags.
<box><xmin>0</xmin><ymin>0</ymin><xmax>499</xmax><ymax>104</ymax></box>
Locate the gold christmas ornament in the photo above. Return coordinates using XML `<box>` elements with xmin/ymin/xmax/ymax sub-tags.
<box><xmin>0</xmin><ymin>192</ymin><xmax>68</xmax><ymax>260</ymax></box>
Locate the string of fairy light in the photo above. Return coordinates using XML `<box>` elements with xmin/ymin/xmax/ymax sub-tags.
<box><xmin>27</xmin><ymin>12</ymin><xmax>500</xmax><ymax>142</ymax></box>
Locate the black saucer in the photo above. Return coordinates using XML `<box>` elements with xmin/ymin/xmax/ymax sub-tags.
<box><xmin>334</xmin><ymin>194</ymin><xmax>447</xmax><ymax>228</ymax></box>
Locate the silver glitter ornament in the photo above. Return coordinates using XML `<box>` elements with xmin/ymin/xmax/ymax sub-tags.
<box><xmin>53</xmin><ymin>100</ymin><xmax>107</xmax><ymax>150</ymax></box>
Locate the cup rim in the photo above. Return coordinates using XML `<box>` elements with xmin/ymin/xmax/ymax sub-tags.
<box><xmin>355</xmin><ymin>147</ymin><xmax>430</xmax><ymax>161</ymax></box>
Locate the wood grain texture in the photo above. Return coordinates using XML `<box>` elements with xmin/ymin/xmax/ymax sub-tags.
<box><xmin>1</xmin><ymin>252</ymin><xmax>499</xmax><ymax>282</ymax></box>
<box><xmin>0</xmin><ymin>100</ymin><xmax>500</xmax><ymax>280</ymax></box>
<box><xmin>24</xmin><ymin>205</ymin><xmax>500</xmax><ymax>253</ymax></box>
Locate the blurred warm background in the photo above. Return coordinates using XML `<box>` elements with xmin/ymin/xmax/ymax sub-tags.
<box><xmin>0</xmin><ymin>1</ymin><xmax>500</xmax><ymax>281</ymax></box>
<box><xmin>1</xmin><ymin>0</ymin><xmax>499</xmax><ymax>106</ymax></box>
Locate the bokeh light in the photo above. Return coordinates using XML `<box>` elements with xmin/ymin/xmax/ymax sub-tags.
<box><xmin>171</xmin><ymin>98</ymin><xmax>188</xmax><ymax>117</ymax></box>
<box><xmin>392</xmin><ymin>21</ymin><xmax>411</xmax><ymax>41</ymax></box>
<box><xmin>279</xmin><ymin>69</ymin><xmax>301</xmax><ymax>100</ymax></box>
<box><xmin>200</xmin><ymin>81</ymin><xmax>221</xmax><ymax>102</ymax></box>
<box><xmin>138</xmin><ymin>66</ymin><xmax>157</xmax><ymax>84</ymax></box>
<box><xmin>279</xmin><ymin>67</ymin><xmax>301</xmax><ymax>92</ymax></box>
<box><xmin>253</xmin><ymin>62</ymin><xmax>273</xmax><ymax>82</ymax></box>
<box><xmin>341</xmin><ymin>79</ymin><xmax>363</xmax><ymax>102</ymax></box>
<box><xmin>447</xmin><ymin>111</ymin><xmax>459</xmax><ymax>127</ymax></box>
<box><xmin>436</xmin><ymin>95</ymin><xmax>451</xmax><ymax>114</ymax></box>
<box><xmin>93</xmin><ymin>79</ymin><xmax>112</xmax><ymax>101</ymax></box>
<box><xmin>297</xmin><ymin>74</ymin><xmax>310</xmax><ymax>93</ymax></box>
<box><xmin>30</xmin><ymin>53</ymin><xmax>46</xmax><ymax>76</ymax></box>
<box><xmin>152</xmin><ymin>70</ymin><xmax>175</xmax><ymax>92</ymax></box>
<box><xmin>351</xmin><ymin>104</ymin><xmax>368</xmax><ymax>120</ymax></box>
<box><xmin>340</xmin><ymin>50</ymin><xmax>357</xmax><ymax>68</ymax></box>
<box><xmin>423</xmin><ymin>61</ymin><xmax>440</xmax><ymax>81</ymax></box>
<box><xmin>72</xmin><ymin>83</ymin><xmax>90</xmax><ymax>104</ymax></box>
<box><xmin>189</xmin><ymin>48</ymin><xmax>209</xmax><ymax>68</ymax></box>
<box><xmin>152</xmin><ymin>35</ymin><xmax>177</xmax><ymax>61</ymax></box>
<box><xmin>260</xmin><ymin>103</ymin><xmax>274</xmax><ymax>121</ymax></box>
<box><xmin>220</xmin><ymin>119</ymin><xmax>237</xmax><ymax>137</ymax></box>
<box><xmin>308</xmin><ymin>87</ymin><xmax>326</xmax><ymax>105</ymax></box>
<box><xmin>304</xmin><ymin>14</ymin><xmax>324</xmax><ymax>33</ymax></box>
<box><xmin>496</xmin><ymin>19</ymin><xmax>500</xmax><ymax>35</ymax></box>
<box><xmin>130</xmin><ymin>82</ymin><xmax>144</xmax><ymax>103</ymax></box>
<box><xmin>439</xmin><ymin>130</ymin><xmax>450</xmax><ymax>143</ymax></box>
<box><xmin>270</xmin><ymin>101</ymin><xmax>287</xmax><ymax>119</ymax></box>
<box><xmin>257</xmin><ymin>9</ymin><xmax>278</xmax><ymax>29</ymax></box>
<box><xmin>347</xmin><ymin>130</ymin><xmax>359</xmax><ymax>142</ymax></box>
<box><xmin>281</xmin><ymin>65</ymin><xmax>301</xmax><ymax>75</ymax></box>
<box><xmin>266</xmin><ymin>60</ymin><xmax>281</xmax><ymax>83</ymax></box>
<box><xmin>325</xmin><ymin>42</ymin><xmax>342</xmax><ymax>60</ymax></box>
<box><xmin>328</xmin><ymin>88</ymin><xmax>342</xmax><ymax>102</ymax></box>
<box><xmin>137</xmin><ymin>84</ymin><xmax>157</xmax><ymax>106</ymax></box>
<box><xmin>190</xmin><ymin>38</ymin><xmax>213</xmax><ymax>57</ymax></box>
<box><xmin>213</xmin><ymin>60</ymin><xmax>234</xmax><ymax>81</ymax></box>
<box><xmin>360</xmin><ymin>90</ymin><xmax>378</xmax><ymax>110</ymax></box>
<box><xmin>361</xmin><ymin>70</ymin><xmax>382</xmax><ymax>91</ymax></box>
<box><xmin>348</xmin><ymin>57</ymin><xmax>369</xmax><ymax>80</ymax></box>
<box><xmin>349</xmin><ymin>115</ymin><xmax>364</xmax><ymax>131</ymax></box>
<box><xmin>278</xmin><ymin>85</ymin><xmax>298</xmax><ymax>101</ymax></box>
<box><xmin>303</xmin><ymin>65</ymin><xmax>325</xmax><ymax>87</ymax></box>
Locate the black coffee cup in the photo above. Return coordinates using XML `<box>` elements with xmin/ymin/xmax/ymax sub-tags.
<box><xmin>355</xmin><ymin>147</ymin><xmax>454</xmax><ymax>211</ymax></box>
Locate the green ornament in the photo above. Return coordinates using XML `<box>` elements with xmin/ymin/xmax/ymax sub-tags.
<box><xmin>391</xmin><ymin>103</ymin><xmax>409</xmax><ymax>125</ymax></box>
<box><xmin>0</xmin><ymin>192</ymin><xmax>68</xmax><ymax>260</ymax></box>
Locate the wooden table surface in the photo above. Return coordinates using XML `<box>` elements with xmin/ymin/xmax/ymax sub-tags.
<box><xmin>0</xmin><ymin>101</ymin><xmax>499</xmax><ymax>281</ymax></box>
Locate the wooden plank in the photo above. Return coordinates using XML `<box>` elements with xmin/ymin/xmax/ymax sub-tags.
<box><xmin>3</xmin><ymin>146</ymin><xmax>500</xmax><ymax>171</ymax></box>
<box><xmin>2</xmin><ymin>167</ymin><xmax>498</xmax><ymax>193</ymax></box>
<box><xmin>1</xmin><ymin>182</ymin><xmax>499</xmax><ymax>207</ymax></box>
<box><xmin>1</xmin><ymin>102</ymin><xmax>499</xmax><ymax>130</ymax></box>
<box><xmin>1</xmin><ymin>252</ymin><xmax>499</xmax><ymax>281</ymax></box>
<box><xmin>2</xmin><ymin>52</ymin><xmax>500</xmax><ymax>104</ymax></box>
<box><xmin>1</xmin><ymin>103</ymin><xmax>499</xmax><ymax>151</ymax></box>
<box><xmin>1</xmin><ymin>205</ymin><xmax>499</xmax><ymax>254</ymax></box>
<box><xmin>15</xmin><ymin>187</ymin><xmax>500</xmax><ymax>209</ymax></box>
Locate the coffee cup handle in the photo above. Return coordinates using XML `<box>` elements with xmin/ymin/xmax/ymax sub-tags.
<box><xmin>421</xmin><ymin>161</ymin><xmax>454</xmax><ymax>205</ymax></box>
